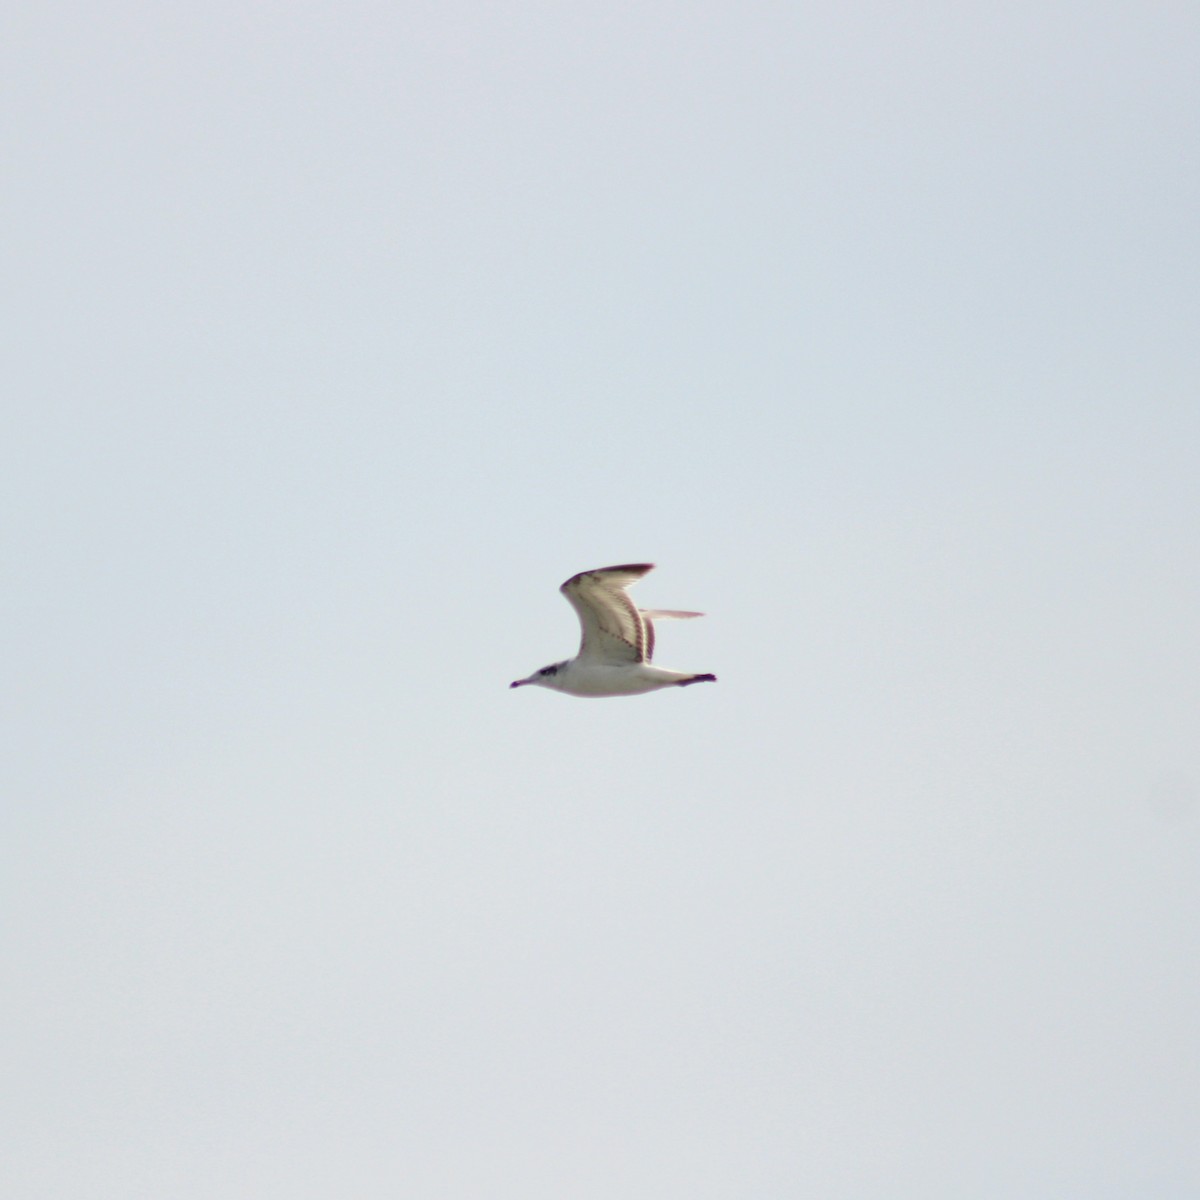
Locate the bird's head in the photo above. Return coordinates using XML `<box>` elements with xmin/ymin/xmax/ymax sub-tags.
<box><xmin>509</xmin><ymin>661</ymin><xmax>568</xmax><ymax>691</ymax></box>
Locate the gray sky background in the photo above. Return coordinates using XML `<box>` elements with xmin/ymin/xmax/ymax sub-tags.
<box><xmin>5</xmin><ymin>2</ymin><xmax>1198</xmax><ymax>1196</ymax></box>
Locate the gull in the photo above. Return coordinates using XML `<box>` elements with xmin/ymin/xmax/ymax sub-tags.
<box><xmin>510</xmin><ymin>563</ymin><xmax>717</xmax><ymax>697</ymax></box>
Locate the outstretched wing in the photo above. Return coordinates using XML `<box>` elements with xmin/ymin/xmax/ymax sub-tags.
<box><xmin>560</xmin><ymin>563</ymin><xmax>654</xmax><ymax>664</ymax></box>
<box><xmin>638</xmin><ymin>608</ymin><xmax>703</xmax><ymax>663</ymax></box>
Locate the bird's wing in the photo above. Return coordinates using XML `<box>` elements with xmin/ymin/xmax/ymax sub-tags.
<box><xmin>560</xmin><ymin>563</ymin><xmax>654</xmax><ymax>664</ymax></box>
<box><xmin>638</xmin><ymin>609</ymin><xmax>703</xmax><ymax>663</ymax></box>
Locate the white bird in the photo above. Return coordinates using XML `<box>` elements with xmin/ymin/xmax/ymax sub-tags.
<box><xmin>510</xmin><ymin>563</ymin><xmax>717</xmax><ymax>697</ymax></box>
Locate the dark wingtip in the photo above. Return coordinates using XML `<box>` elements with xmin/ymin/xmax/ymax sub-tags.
<box><xmin>509</xmin><ymin>680</ymin><xmax>523</xmax><ymax>688</ymax></box>
<box><xmin>561</xmin><ymin>562</ymin><xmax>655</xmax><ymax>591</ymax></box>
<box><xmin>678</xmin><ymin>673</ymin><xmax>717</xmax><ymax>686</ymax></box>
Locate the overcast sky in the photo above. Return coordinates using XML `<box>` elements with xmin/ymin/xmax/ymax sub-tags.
<box><xmin>4</xmin><ymin>2</ymin><xmax>1199</xmax><ymax>1196</ymax></box>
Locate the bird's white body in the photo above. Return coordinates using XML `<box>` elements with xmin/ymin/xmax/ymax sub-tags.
<box><xmin>530</xmin><ymin>660</ymin><xmax>706</xmax><ymax>697</ymax></box>
<box><xmin>510</xmin><ymin>563</ymin><xmax>716</xmax><ymax>698</ymax></box>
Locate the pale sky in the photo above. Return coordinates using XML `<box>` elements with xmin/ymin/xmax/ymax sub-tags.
<box><xmin>4</xmin><ymin>2</ymin><xmax>1199</xmax><ymax>1197</ymax></box>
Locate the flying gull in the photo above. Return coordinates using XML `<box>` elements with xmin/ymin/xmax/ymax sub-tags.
<box><xmin>510</xmin><ymin>563</ymin><xmax>717</xmax><ymax>697</ymax></box>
